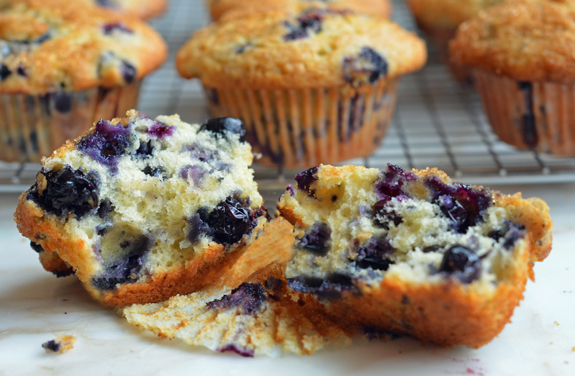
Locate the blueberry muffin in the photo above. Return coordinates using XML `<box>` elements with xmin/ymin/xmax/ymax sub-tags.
<box><xmin>0</xmin><ymin>0</ymin><xmax>167</xmax><ymax>162</ymax></box>
<box><xmin>177</xmin><ymin>6</ymin><xmax>426</xmax><ymax>168</ymax></box>
<box><xmin>451</xmin><ymin>0</ymin><xmax>575</xmax><ymax>156</ymax></box>
<box><xmin>405</xmin><ymin>0</ymin><xmax>505</xmax><ymax>83</ymax></box>
<box><xmin>92</xmin><ymin>0</ymin><xmax>167</xmax><ymax>20</ymax></box>
<box><xmin>123</xmin><ymin>263</ymin><xmax>354</xmax><ymax>357</ymax></box>
<box><xmin>277</xmin><ymin>164</ymin><xmax>553</xmax><ymax>348</ymax></box>
<box><xmin>206</xmin><ymin>0</ymin><xmax>392</xmax><ymax>22</ymax></box>
<box><xmin>0</xmin><ymin>0</ymin><xmax>167</xmax><ymax>20</ymax></box>
<box><xmin>14</xmin><ymin>111</ymin><xmax>294</xmax><ymax>308</ymax></box>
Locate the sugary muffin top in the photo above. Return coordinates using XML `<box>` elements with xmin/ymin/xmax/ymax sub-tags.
<box><xmin>406</xmin><ymin>0</ymin><xmax>505</xmax><ymax>30</ymax></box>
<box><xmin>450</xmin><ymin>0</ymin><xmax>575</xmax><ymax>82</ymax></box>
<box><xmin>91</xmin><ymin>0</ymin><xmax>167</xmax><ymax>19</ymax></box>
<box><xmin>176</xmin><ymin>7</ymin><xmax>426</xmax><ymax>89</ymax></box>
<box><xmin>206</xmin><ymin>0</ymin><xmax>392</xmax><ymax>21</ymax></box>
<box><xmin>0</xmin><ymin>0</ymin><xmax>167</xmax><ymax>20</ymax></box>
<box><xmin>0</xmin><ymin>0</ymin><xmax>167</xmax><ymax>94</ymax></box>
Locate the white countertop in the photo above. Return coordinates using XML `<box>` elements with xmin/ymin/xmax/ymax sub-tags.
<box><xmin>1</xmin><ymin>184</ymin><xmax>574</xmax><ymax>376</ymax></box>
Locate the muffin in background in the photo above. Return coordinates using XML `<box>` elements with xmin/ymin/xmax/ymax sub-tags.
<box><xmin>405</xmin><ymin>0</ymin><xmax>504</xmax><ymax>83</ymax></box>
<box><xmin>0</xmin><ymin>0</ymin><xmax>168</xmax><ymax>20</ymax></box>
<box><xmin>0</xmin><ymin>0</ymin><xmax>167</xmax><ymax>162</ymax></box>
<box><xmin>205</xmin><ymin>0</ymin><xmax>392</xmax><ymax>21</ymax></box>
<box><xmin>177</xmin><ymin>6</ymin><xmax>426</xmax><ymax>168</ymax></box>
<box><xmin>451</xmin><ymin>0</ymin><xmax>575</xmax><ymax>156</ymax></box>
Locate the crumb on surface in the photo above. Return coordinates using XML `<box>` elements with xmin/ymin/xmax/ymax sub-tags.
<box><xmin>554</xmin><ymin>321</ymin><xmax>559</xmax><ymax>326</ymax></box>
<box><xmin>42</xmin><ymin>334</ymin><xmax>76</xmax><ymax>354</ymax></box>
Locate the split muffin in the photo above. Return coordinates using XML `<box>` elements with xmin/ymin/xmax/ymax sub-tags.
<box><xmin>451</xmin><ymin>0</ymin><xmax>575</xmax><ymax>155</ymax></box>
<box><xmin>177</xmin><ymin>6</ymin><xmax>426</xmax><ymax>168</ymax></box>
<box><xmin>205</xmin><ymin>0</ymin><xmax>392</xmax><ymax>22</ymax></box>
<box><xmin>0</xmin><ymin>0</ymin><xmax>167</xmax><ymax>162</ymax></box>
<box><xmin>14</xmin><ymin>111</ymin><xmax>293</xmax><ymax>308</ymax></box>
<box><xmin>277</xmin><ymin>164</ymin><xmax>552</xmax><ymax>348</ymax></box>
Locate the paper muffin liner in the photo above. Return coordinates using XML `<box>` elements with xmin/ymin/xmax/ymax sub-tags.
<box><xmin>0</xmin><ymin>80</ymin><xmax>142</xmax><ymax>163</ymax></box>
<box><xmin>204</xmin><ymin>80</ymin><xmax>399</xmax><ymax>168</ymax></box>
<box><xmin>474</xmin><ymin>69</ymin><xmax>575</xmax><ymax>156</ymax></box>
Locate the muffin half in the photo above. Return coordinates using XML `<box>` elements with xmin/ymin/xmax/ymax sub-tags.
<box><xmin>277</xmin><ymin>164</ymin><xmax>552</xmax><ymax>348</ymax></box>
<box><xmin>14</xmin><ymin>111</ymin><xmax>293</xmax><ymax>307</ymax></box>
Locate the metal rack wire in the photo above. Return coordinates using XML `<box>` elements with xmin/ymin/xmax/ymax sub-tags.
<box><xmin>2</xmin><ymin>0</ymin><xmax>575</xmax><ymax>193</ymax></box>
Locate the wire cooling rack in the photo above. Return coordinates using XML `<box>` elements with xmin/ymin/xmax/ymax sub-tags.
<box><xmin>3</xmin><ymin>0</ymin><xmax>575</xmax><ymax>193</ymax></box>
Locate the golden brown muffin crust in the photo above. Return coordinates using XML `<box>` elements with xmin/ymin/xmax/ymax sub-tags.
<box><xmin>208</xmin><ymin>0</ymin><xmax>392</xmax><ymax>21</ymax></box>
<box><xmin>0</xmin><ymin>0</ymin><xmax>167</xmax><ymax>94</ymax></box>
<box><xmin>451</xmin><ymin>0</ymin><xmax>575</xmax><ymax>82</ymax></box>
<box><xmin>406</xmin><ymin>0</ymin><xmax>505</xmax><ymax>31</ymax></box>
<box><xmin>177</xmin><ymin>7</ymin><xmax>426</xmax><ymax>89</ymax></box>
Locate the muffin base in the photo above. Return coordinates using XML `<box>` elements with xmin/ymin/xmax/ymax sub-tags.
<box><xmin>474</xmin><ymin>69</ymin><xmax>575</xmax><ymax>156</ymax></box>
<box><xmin>204</xmin><ymin>81</ymin><xmax>399</xmax><ymax>168</ymax></box>
<box><xmin>0</xmin><ymin>80</ymin><xmax>142</xmax><ymax>163</ymax></box>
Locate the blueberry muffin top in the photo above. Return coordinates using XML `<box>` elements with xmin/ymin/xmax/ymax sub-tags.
<box><xmin>450</xmin><ymin>0</ymin><xmax>575</xmax><ymax>82</ymax></box>
<box><xmin>176</xmin><ymin>7</ymin><xmax>426</xmax><ymax>89</ymax></box>
<box><xmin>206</xmin><ymin>0</ymin><xmax>392</xmax><ymax>22</ymax></box>
<box><xmin>92</xmin><ymin>0</ymin><xmax>167</xmax><ymax>20</ymax></box>
<box><xmin>406</xmin><ymin>0</ymin><xmax>505</xmax><ymax>30</ymax></box>
<box><xmin>278</xmin><ymin>164</ymin><xmax>552</xmax><ymax>294</ymax></box>
<box><xmin>0</xmin><ymin>0</ymin><xmax>167</xmax><ymax>94</ymax></box>
<box><xmin>0</xmin><ymin>0</ymin><xmax>167</xmax><ymax>20</ymax></box>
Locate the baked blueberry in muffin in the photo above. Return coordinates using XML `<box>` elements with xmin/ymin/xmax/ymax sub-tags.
<box><xmin>14</xmin><ymin>111</ymin><xmax>284</xmax><ymax>308</ymax></box>
<box><xmin>278</xmin><ymin>164</ymin><xmax>553</xmax><ymax>348</ymax></box>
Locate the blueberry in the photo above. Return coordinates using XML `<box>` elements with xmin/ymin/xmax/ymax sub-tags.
<box><xmin>297</xmin><ymin>221</ymin><xmax>331</xmax><ymax>256</ymax></box>
<box><xmin>373</xmin><ymin>197</ymin><xmax>403</xmax><ymax>229</ymax></box>
<box><xmin>96</xmin><ymin>0</ymin><xmax>118</xmax><ymax>8</ymax></box>
<box><xmin>97</xmin><ymin>199</ymin><xmax>114</xmax><ymax>219</ymax></box>
<box><xmin>422</xmin><ymin>245</ymin><xmax>442</xmax><ymax>253</ymax></box>
<box><xmin>0</xmin><ymin>64</ymin><xmax>12</xmax><ymax>80</ymax></box>
<box><xmin>375</xmin><ymin>164</ymin><xmax>416</xmax><ymax>200</ymax></box>
<box><xmin>103</xmin><ymin>23</ymin><xmax>133</xmax><ymax>35</ymax></box>
<box><xmin>343</xmin><ymin>47</ymin><xmax>388</xmax><ymax>85</ymax></box>
<box><xmin>489</xmin><ymin>221</ymin><xmax>526</xmax><ymax>250</ymax></box>
<box><xmin>16</xmin><ymin>65</ymin><xmax>27</xmax><ymax>77</ymax></box>
<box><xmin>91</xmin><ymin>234</ymin><xmax>154</xmax><ymax>290</ymax></box>
<box><xmin>285</xmin><ymin>184</ymin><xmax>296</xmax><ymax>197</ymax></box>
<box><xmin>427</xmin><ymin>177</ymin><xmax>492</xmax><ymax>234</ymax></box>
<box><xmin>187</xmin><ymin>211</ymin><xmax>211</xmax><ymax>244</ymax></box>
<box><xmin>199</xmin><ymin>117</ymin><xmax>246</xmax><ymax>142</ymax></box>
<box><xmin>197</xmin><ymin>196</ymin><xmax>264</xmax><ymax>245</ymax></box>
<box><xmin>54</xmin><ymin>92</ymin><xmax>72</xmax><ymax>113</ymax></box>
<box><xmin>27</xmin><ymin>167</ymin><xmax>100</xmax><ymax>219</ymax></box>
<box><xmin>235</xmin><ymin>43</ymin><xmax>252</xmax><ymax>54</ymax></box>
<box><xmin>135</xmin><ymin>140</ymin><xmax>154</xmax><ymax>157</ymax></box>
<box><xmin>207</xmin><ymin>282</ymin><xmax>267</xmax><ymax>315</ymax></box>
<box><xmin>282</xmin><ymin>9</ymin><xmax>342</xmax><ymax>41</ymax></box>
<box><xmin>181</xmin><ymin>165</ymin><xmax>206</xmax><ymax>186</ymax></box>
<box><xmin>438</xmin><ymin>245</ymin><xmax>481</xmax><ymax>283</ymax></box>
<box><xmin>147</xmin><ymin>121</ymin><xmax>175</xmax><ymax>139</ymax></box>
<box><xmin>283</xmin><ymin>11</ymin><xmax>323</xmax><ymax>41</ymax></box>
<box><xmin>30</xmin><ymin>241</ymin><xmax>44</xmax><ymax>253</ymax></box>
<box><xmin>142</xmin><ymin>166</ymin><xmax>164</xmax><ymax>178</ymax></box>
<box><xmin>287</xmin><ymin>273</ymin><xmax>356</xmax><ymax>300</ymax></box>
<box><xmin>41</xmin><ymin>340</ymin><xmax>60</xmax><ymax>353</ymax></box>
<box><xmin>355</xmin><ymin>236</ymin><xmax>395</xmax><ymax>271</ymax></box>
<box><xmin>121</xmin><ymin>61</ymin><xmax>136</xmax><ymax>83</ymax></box>
<box><xmin>294</xmin><ymin>166</ymin><xmax>318</xmax><ymax>195</ymax></box>
<box><xmin>185</xmin><ymin>143</ymin><xmax>219</xmax><ymax>162</ymax></box>
<box><xmin>218</xmin><ymin>344</ymin><xmax>254</xmax><ymax>358</ymax></box>
<box><xmin>436</xmin><ymin>194</ymin><xmax>468</xmax><ymax>233</ymax></box>
<box><xmin>77</xmin><ymin>120</ymin><xmax>132</xmax><ymax>171</ymax></box>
